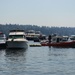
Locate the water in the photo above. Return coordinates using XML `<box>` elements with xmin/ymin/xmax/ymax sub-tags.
<box><xmin>0</xmin><ymin>41</ymin><xmax>75</xmax><ymax>75</ymax></box>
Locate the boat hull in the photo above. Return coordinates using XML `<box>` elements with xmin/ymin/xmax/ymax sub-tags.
<box><xmin>0</xmin><ymin>43</ymin><xmax>6</xmax><ymax>48</ymax></box>
<box><xmin>7</xmin><ymin>41</ymin><xmax>28</xmax><ymax>49</ymax></box>
<box><xmin>41</xmin><ymin>41</ymin><xmax>75</xmax><ymax>48</ymax></box>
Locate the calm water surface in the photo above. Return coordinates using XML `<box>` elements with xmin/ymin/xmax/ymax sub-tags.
<box><xmin>0</xmin><ymin>41</ymin><xmax>75</xmax><ymax>75</ymax></box>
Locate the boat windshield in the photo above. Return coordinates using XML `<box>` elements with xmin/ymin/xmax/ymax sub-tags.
<box><xmin>0</xmin><ymin>38</ymin><xmax>4</xmax><ymax>40</ymax></box>
<box><xmin>9</xmin><ymin>35</ymin><xmax>24</xmax><ymax>39</ymax></box>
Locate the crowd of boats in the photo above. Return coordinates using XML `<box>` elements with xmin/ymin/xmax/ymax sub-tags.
<box><xmin>0</xmin><ymin>29</ymin><xmax>75</xmax><ymax>49</ymax></box>
<box><xmin>0</xmin><ymin>29</ymin><xmax>46</xmax><ymax>49</ymax></box>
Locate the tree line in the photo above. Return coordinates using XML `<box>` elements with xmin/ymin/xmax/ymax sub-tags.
<box><xmin>0</xmin><ymin>24</ymin><xmax>75</xmax><ymax>37</ymax></box>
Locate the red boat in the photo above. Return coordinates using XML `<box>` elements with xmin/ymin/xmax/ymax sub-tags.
<box><xmin>41</xmin><ymin>35</ymin><xmax>75</xmax><ymax>48</ymax></box>
<box><xmin>41</xmin><ymin>41</ymin><xmax>75</xmax><ymax>48</ymax></box>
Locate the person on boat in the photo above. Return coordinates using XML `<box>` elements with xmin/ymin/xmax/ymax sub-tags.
<box><xmin>48</xmin><ymin>35</ymin><xmax>51</xmax><ymax>43</ymax></box>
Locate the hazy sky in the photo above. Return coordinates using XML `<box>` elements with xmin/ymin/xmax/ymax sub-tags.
<box><xmin>0</xmin><ymin>0</ymin><xmax>75</xmax><ymax>27</ymax></box>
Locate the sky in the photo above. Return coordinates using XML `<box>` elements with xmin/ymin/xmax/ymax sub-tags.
<box><xmin>0</xmin><ymin>0</ymin><xmax>75</xmax><ymax>27</ymax></box>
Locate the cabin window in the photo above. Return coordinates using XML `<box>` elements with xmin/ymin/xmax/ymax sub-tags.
<box><xmin>57</xmin><ymin>38</ymin><xmax>60</xmax><ymax>42</ymax></box>
<box><xmin>70</xmin><ymin>37</ymin><xmax>75</xmax><ymax>40</ymax></box>
<box><xmin>62</xmin><ymin>38</ymin><xmax>68</xmax><ymax>41</ymax></box>
<box><xmin>9</xmin><ymin>35</ymin><xmax>24</xmax><ymax>38</ymax></box>
<box><xmin>52</xmin><ymin>38</ymin><xmax>56</xmax><ymax>42</ymax></box>
<box><xmin>59</xmin><ymin>38</ymin><xmax>62</xmax><ymax>41</ymax></box>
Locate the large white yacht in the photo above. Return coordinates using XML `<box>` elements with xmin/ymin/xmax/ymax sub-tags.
<box><xmin>7</xmin><ymin>30</ymin><xmax>28</xmax><ymax>49</ymax></box>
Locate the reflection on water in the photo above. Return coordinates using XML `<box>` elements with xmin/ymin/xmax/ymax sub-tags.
<box><xmin>5</xmin><ymin>48</ymin><xmax>27</xmax><ymax>63</ymax></box>
<box><xmin>48</xmin><ymin>47</ymin><xmax>73</xmax><ymax>59</ymax></box>
<box><xmin>6</xmin><ymin>48</ymin><xmax>27</xmax><ymax>57</ymax></box>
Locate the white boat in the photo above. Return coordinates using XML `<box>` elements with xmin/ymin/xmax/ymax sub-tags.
<box><xmin>0</xmin><ymin>32</ymin><xmax>6</xmax><ymax>48</ymax></box>
<box><xmin>26</xmin><ymin>30</ymin><xmax>46</xmax><ymax>41</ymax></box>
<box><xmin>7</xmin><ymin>30</ymin><xmax>28</xmax><ymax>49</ymax></box>
<box><xmin>26</xmin><ymin>30</ymin><xmax>36</xmax><ymax>40</ymax></box>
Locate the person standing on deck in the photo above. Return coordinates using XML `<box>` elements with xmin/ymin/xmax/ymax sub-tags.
<box><xmin>48</xmin><ymin>35</ymin><xmax>51</xmax><ymax>43</ymax></box>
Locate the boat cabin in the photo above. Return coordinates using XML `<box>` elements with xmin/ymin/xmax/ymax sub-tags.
<box><xmin>69</xmin><ymin>35</ymin><xmax>75</xmax><ymax>40</ymax></box>
<box><xmin>8</xmin><ymin>30</ymin><xmax>26</xmax><ymax>40</ymax></box>
<box><xmin>52</xmin><ymin>36</ymin><xmax>68</xmax><ymax>43</ymax></box>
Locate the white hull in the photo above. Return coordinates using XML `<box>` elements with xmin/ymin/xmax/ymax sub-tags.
<box><xmin>7</xmin><ymin>41</ymin><xmax>28</xmax><ymax>49</ymax></box>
